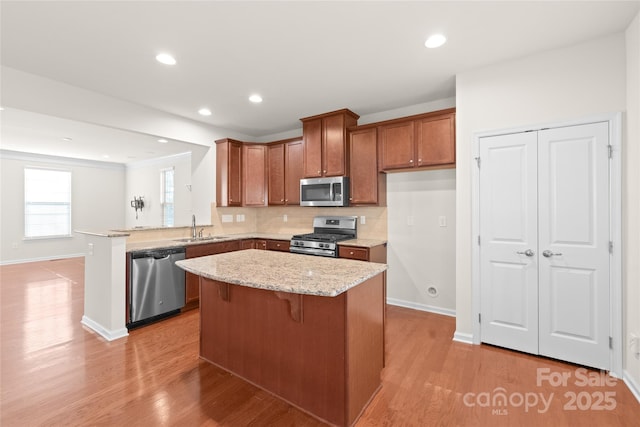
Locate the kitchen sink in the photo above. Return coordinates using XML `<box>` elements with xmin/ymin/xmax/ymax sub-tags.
<box><xmin>174</xmin><ymin>236</ymin><xmax>226</xmax><ymax>243</ymax></box>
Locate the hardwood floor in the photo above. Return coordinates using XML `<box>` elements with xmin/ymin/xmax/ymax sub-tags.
<box><xmin>1</xmin><ymin>258</ymin><xmax>638</xmax><ymax>426</ymax></box>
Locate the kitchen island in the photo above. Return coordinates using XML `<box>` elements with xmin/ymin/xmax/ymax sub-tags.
<box><xmin>176</xmin><ymin>249</ymin><xmax>387</xmax><ymax>427</ymax></box>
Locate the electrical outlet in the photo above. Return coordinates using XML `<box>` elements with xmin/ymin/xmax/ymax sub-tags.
<box><xmin>360</xmin><ymin>216</ymin><xmax>366</xmax><ymax>225</ymax></box>
<box><xmin>87</xmin><ymin>243</ymin><xmax>94</xmax><ymax>256</ymax></box>
<box><xmin>283</xmin><ymin>214</ymin><xmax>288</xmax><ymax>223</ymax></box>
<box><xmin>439</xmin><ymin>216</ymin><xmax>447</xmax><ymax>227</ymax></box>
<box><xmin>221</xmin><ymin>215</ymin><xmax>233</xmax><ymax>223</ymax></box>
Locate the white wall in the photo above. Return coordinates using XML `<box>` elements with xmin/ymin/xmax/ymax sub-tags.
<box><xmin>386</xmin><ymin>169</ymin><xmax>456</xmax><ymax>314</ymax></box>
<box><xmin>624</xmin><ymin>11</ymin><xmax>640</xmax><ymax>395</ymax></box>
<box><xmin>125</xmin><ymin>152</ymin><xmax>192</xmax><ymax>227</ymax></box>
<box><xmin>0</xmin><ymin>151</ymin><xmax>126</xmax><ymax>264</ymax></box>
<box><xmin>455</xmin><ymin>33</ymin><xmax>626</xmax><ymax>335</ymax></box>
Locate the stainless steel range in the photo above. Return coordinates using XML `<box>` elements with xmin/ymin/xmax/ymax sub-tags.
<box><xmin>290</xmin><ymin>216</ymin><xmax>357</xmax><ymax>257</ymax></box>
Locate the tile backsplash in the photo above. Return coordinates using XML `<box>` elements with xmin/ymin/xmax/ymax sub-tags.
<box><xmin>212</xmin><ymin>205</ymin><xmax>387</xmax><ymax>240</ymax></box>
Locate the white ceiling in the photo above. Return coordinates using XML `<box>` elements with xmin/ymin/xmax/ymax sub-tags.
<box><xmin>1</xmin><ymin>1</ymin><xmax>638</xmax><ymax>164</ymax></box>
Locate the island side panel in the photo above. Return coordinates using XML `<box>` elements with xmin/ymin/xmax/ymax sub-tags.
<box><xmin>346</xmin><ymin>273</ymin><xmax>385</xmax><ymax>425</ymax></box>
<box><xmin>199</xmin><ymin>277</ymin><xmax>347</xmax><ymax>426</ymax></box>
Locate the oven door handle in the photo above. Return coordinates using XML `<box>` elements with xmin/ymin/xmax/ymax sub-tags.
<box><xmin>290</xmin><ymin>247</ymin><xmax>336</xmax><ymax>257</ymax></box>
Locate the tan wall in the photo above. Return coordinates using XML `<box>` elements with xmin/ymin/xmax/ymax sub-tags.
<box><xmin>212</xmin><ymin>205</ymin><xmax>387</xmax><ymax>240</ymax></box>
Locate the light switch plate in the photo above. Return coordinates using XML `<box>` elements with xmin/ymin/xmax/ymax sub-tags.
<box><xmin>439</xmin><ymin>216</ymin><xmax>447</xmax><ymax>227</ymax></box>
<box><xmin>236</xmin><ymin>214</ymin><xmax>245</xmax><ymax>222</ymax></box>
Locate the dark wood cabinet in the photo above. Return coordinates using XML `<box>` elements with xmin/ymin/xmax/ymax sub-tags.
<box><xmin>265</xmin><ymin>239</ymin><xmax>290</xmax><ymax>252</ymax></box>
<box><xmin>348</xmin><ymin>127</ymin><xmax>386</xmax><ymax>206</ymax></box>
<box><xmin>268</xmin><ymin>138</ymin><xmax>304</xmax><ymax>205</ymax></box>
<box><xmin>338</xmin><ymin>243</ymin><xmax>387</xmax><ymax>263</ymax></box>
<box><xmin>378</xmin><ymin>120</ymin><xmax>415</xmax><ymax>170</ymax></box>
<box><xmin>415</xmin><ymin>112</ymin><xmax>456</xmax><ymax>166</ymax></box>
<box><xmin>243</xmin><ymin>144</ymin><xmax>267</xmax><ymax>206</ymax></box>
<box><xmin>301</xmin><ymin>109</ymin><xmax>359</xmax><ymax>178</ymax></box>
<box><xmin>378</xmin><ymin>108</ymin><xmax>456</xmax><ymax>172</ymax></box>
<box><xmin>184</xmin><ymin>240</ymin><xmax>242</xmax><ymax>310</ymax></box>
<box><xmin>216</xmin><ymin>139</ymin><xmax>243</xmax><ymax>206</ymax></box>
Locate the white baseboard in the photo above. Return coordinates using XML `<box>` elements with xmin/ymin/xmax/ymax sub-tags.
<box><xmin>624</xmin><ymin>370</ymin><xmax>640</xmax><ymax>404</ymax></box>
<box><xmin>453</xmin><ymin>331</ymin><xmax>474</xmax><ymax>344</ymax></box>
<box><xmin>386</xmin><ymin>297</ymin><xmax>456</xmax><ymax>317</ymax></box>
<box><xmin>0</xmin><ymin>253</ymin><xmax>85</xmax><ymax>266</ymax></box>
<box><xmin>81</xmin><ymin>316</ymin><xmax>128</xmax><ymax>342</ymax></box>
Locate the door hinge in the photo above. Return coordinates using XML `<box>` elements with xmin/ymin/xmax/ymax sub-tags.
<box><xmin>609</xmin><ymin>241</ymin><xmax>613</xmax><ymax>254</ymax></box>
<box><xmin>478</xmin><ymin>235</ymin><xmax>481</xmax><ymax>246</ymax></box>
<box><xmin>479</xmin><ymin>313</ymin><xmax>481</xmax><ymax>323</ymax></box>
<box><xmin>609</xmin><ymin>336</ymin><xmax>613</xmax><ymax>349</ymax></box>
<box><xmin>475</xmin><ymin>157</ymin><xmax>481</xmax><ymax>168</ymax></box>
<box><xmin>608</xmin><ymin>145</ymin><xmax>613</xmax><ymax>159</ymax></box>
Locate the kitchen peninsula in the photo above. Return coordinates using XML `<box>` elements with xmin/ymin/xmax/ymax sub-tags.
<box><xmin>176</xmin><ymin>249</ymin><xmax>387</xmax><ymax>427</ymax></box>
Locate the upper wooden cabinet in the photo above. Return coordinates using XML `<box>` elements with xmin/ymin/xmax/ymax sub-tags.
<box><xmin>348</xmin><ymin>127</ymin><xmax>386</xmax><ymax>206</ymax></box>
<box><xmin>301</xmin><ymin>109</ymin><xmax>359</xmax><ymax>178</ymax></box>
<box><xmin>216</xmin><ymin>138</ymin><xmax>243</xmax><ymax>207</ymax></box>
<box><xmin>268</xmin><ymin>138</ymin><xmax>304</xmax><ymax>205</ymax></box>
<box><xmin>243</xmin><ymin>144</ymin><xmax>267</xmax><ymax>206</ymax></box>
<box><xmin>378</xmin><ymin>108</ymin><xmax>455</xmax><ymax>172</ymax></box>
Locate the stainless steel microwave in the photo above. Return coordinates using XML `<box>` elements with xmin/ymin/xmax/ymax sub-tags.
<box><xmin>300</xmin><ymin>176</ymin><xmax>349</xmax><ymax>207</ymax></box>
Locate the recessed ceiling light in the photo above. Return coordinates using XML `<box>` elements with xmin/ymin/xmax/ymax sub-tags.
<box><xmin>156</xmin><ymin>53</ymin><xmax>176</xmax><ymax>65</ymax></box>
<box><xmin>102</xmin><ymin>155</ymin><xmax>110</xmax><ymax>159</ymax></box>
<box><xmin>157</xmin><ymin>138</ymin><xmax>168</xmax><ymax>143</ymax></box>
<box><xmin>198</xmin><ymin>108</ymin><xmax>212</xmax><ymax>116</ymax></box>
<box><xmin>249</xmin><ymin>94</ymin><xmax>263</xmax><ymax>103</ymax></box>
<box><xmin>62</xmin><ymin>137</ymin><xmax>73</xmax><ymax>142</ymax></box>
<box><xmin>425</xmin><ymin>34</ymin><xmax>447</xmax><ymax>49</ymax></box>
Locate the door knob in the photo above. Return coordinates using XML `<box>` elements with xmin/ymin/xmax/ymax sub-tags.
<box><xmin>542</xmin><ymin>250</ymin><xmax>563</xmax><ymax>257</ymax></box>
<box><xmin>516</xmin><ymin>249</ymin><xmax>535</xmax><ymax>257</ymax></box>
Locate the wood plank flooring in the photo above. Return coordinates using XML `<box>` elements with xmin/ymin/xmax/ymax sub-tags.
<box><xmin>1</xmin><ymin>258</ymin><xmax>638</xmax><ymax>426</ymax></box>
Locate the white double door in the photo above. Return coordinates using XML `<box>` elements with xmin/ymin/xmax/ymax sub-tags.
<box><xmin>479</xmin><ymin>122</ymin><xmax>611</xmax><ymax>370</ymax></box>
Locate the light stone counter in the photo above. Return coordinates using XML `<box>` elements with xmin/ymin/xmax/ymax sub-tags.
<box><xmin>176</xmin><ymin>249</ymin><xmax>387</xmax><ymax>297</ymax></box>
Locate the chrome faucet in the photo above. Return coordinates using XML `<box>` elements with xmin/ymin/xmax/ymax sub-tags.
<box><xmin>191</xmin><ymin>214</ymin><xmax>197</xmax><ymax>239</ymax></box>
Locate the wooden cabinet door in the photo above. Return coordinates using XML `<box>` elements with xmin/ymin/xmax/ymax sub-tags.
<box><xmin>285</xmin><ymin>139</ymin><xmax>304</xmax><ymax>205</ymax></box>
<box><xmin>243</xmin><ymin>145</ymin><xmax>267</xmax><ymax>206</ymax></box>
<box><xmin>303</xmin><ymin>118</ymin><xmax>323</xmax><ymax>178</ymax></box>
<box><xmin>268</xmin><ymin>143</ymin><xmax>285</xmax><ymax>205</ymax></box>
<box><xmin>378</xmin><ymin>121</ymin><xmax>415</xmax><ymax>171</ymax></box>
<box><xmin>216</xmin><ymin>139</ymin><xmax>243</xmax><ymax>207</ymax></box>
<box><xmin>323</xmin><ymin>113</ymin><xmax>346</xmax><ymax>176</ymax></box>
<box><xmin>349</xmin><ymin>128</ymin><xmax>381</xmax><ymax>205</ymax></box>
<box><xmin>415</xmin><ymin>113</ymin><xmax>455</xmax><ymax>166</ymax></box>
<box><xmin>265</xmin><ymin>239</ymin><xmax>290</xmax><ymax>252</ymax></box>
<box><xmin>240</xmin><ymin>239</ymin><xmax>256</xmax><ymax>249</ymax></box>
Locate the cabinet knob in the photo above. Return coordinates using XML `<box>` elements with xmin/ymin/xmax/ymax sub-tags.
<box><xmin>350</xmin><ymin>251</ymin><xmax>354</xmax><ymax>255</ymax></box>
<box><xmin>280</xmin><ymin>199</ymin><xmax>284</xmax><ymax>202</ymax></box>
<box><xmin>317</xmin><ymin>170</ymin><xmax>321</xmax><ymax>174</ymax></box>
<box><xmin>409</xmin><ymin>159</ymin><xmax>413</xmax><ymax>163</ymax></box>
<box><xmin>276</xmin><ymin>244</ymin><xmax>280</xmax><ymax>247</ymax></box>
<box><xmin>285</xmin><ymin>199</ymin><xmax>288</xmax><ymax>202</ymax></box>
<box><xmin>418</xmin><ymin>158</ymin><xmax>422</xmax><ymax>162</ymax></box>
<box><xmin>349</xmin><ymin>197</ymin><xmax>353</xmax><ymax>201</ymax></box>
<box><xmin>323</xmin><ymin>170</ymin><xmax>327</xmax><ymax>173</ymax></box>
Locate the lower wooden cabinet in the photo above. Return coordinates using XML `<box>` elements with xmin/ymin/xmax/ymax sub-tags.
<box><xmin>184</xmin><ymin>240</ymin><xmax>241</xmax><ymax>310</ymax></box>
<box><xmin>338</xmin><ymin>244</ymin><xmax>387</xmax><ymax>263</ymax></box>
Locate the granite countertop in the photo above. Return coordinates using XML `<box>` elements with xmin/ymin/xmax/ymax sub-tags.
<box><xmin>126</xmin><ymin>233</ymin><xmax>387</xmax><ymax>252</ymax></box>
<box><xmin>110</xmin><ymin>224</ymin><xmax>214</xmax><ymax>232</ymax></box>
<box><xmin>175</xmin><ymin>249</ymin><xmax>387</xmax><ymax>297</ymax></box>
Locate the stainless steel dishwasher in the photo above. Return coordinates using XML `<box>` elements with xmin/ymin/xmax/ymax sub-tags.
<box><xmin>128</xmin><ymin>247</ymin><xmax>186</xmax><ymax>328</ymax></box>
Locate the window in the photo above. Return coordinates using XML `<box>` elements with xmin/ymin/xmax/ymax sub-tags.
<box><xmin>160</xmin><ymin>167</ymin><xmax>175</xmax><ymax>227</ymax></box>
<box><xmin>24</xmin><ymin>168</ymin><xmax>72</xmax><ymax>238</ymax></box>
